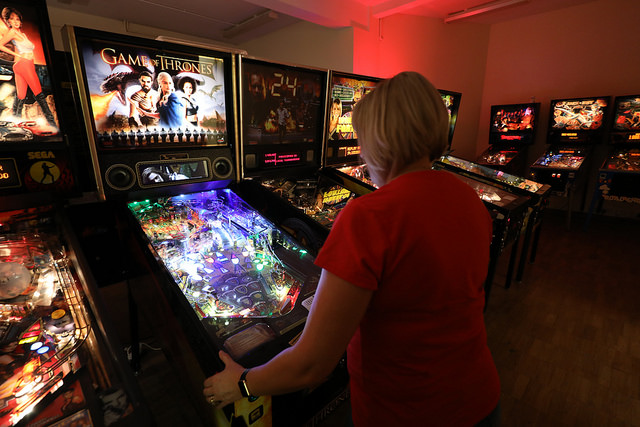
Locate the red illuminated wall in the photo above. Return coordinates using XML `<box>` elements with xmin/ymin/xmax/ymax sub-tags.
<box><xmin>353</xmin><ymin>15</ymin><xmax>491</xmax><ymax>160</ymax></box>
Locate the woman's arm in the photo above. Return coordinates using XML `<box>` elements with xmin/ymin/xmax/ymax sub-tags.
<box><xmin>203</xmin><ymin>269</ymin><xmax>372</xmax><ymax>406</ymax></box>
<box><xmin>0</xmin><ymin>30</ymin><xmax>20</xmax><ymax>59</ymax></box>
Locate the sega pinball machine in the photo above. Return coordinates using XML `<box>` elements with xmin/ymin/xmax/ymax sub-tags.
<box><xmin>530</xmin><ymin>96</ymin><xmax>610</xmax><ymax>228</ymax></box>
<box><xmin>585</xmin><ymin>94</ymin><xmax>640</xmax><ymax>227</ymax></box>
<box><xmin>65</xmin><ymin>27</ymin><xmax>346</xmax><ymax>426</ymax></box>
<box><xmin>476</xmin><ymin>102</ymin><xmax>540</xmax><ymax>175</ymax></box>
<box><xmin>434</xmin><ymin>155</ymin><xmax>551</xmax><ymax>286</ymax></box>
<box><xmin>0</xmin><ymin>1</ymin><xmax>149</xmax><ymax>425</ymax></box>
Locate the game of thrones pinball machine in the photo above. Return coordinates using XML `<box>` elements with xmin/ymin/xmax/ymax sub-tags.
<box><xmin>585</xmin><ymin>94</ymin><xmax>640</xmax><ymax>226</ymax></box>
<box><xmin>66</xmin><ymin>27</ymin><xmax>347</xmax><ymax>426</ymax></box>
<box><xmin>0</xmin><ymin>2</ymin><xmax>148</xmax><ymax>425</ymax></box>
<box><xmin>477</xmin><ymin>102</ymin><xmax>540</xmax><ymax>175</ymax></box>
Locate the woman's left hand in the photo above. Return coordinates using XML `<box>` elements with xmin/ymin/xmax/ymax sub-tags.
<box><xmin>203</xmin><ymin>351</ymin><xmax>246</xmax><ymax>407</ymax></box>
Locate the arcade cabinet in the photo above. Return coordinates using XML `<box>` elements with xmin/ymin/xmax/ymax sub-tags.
<box><xmin>477</xmin><ymin>102</ymin><xmax>540</xmax><ymax>175</ymax></box>
<box><xmin>65</xmin><ymin>26</ymin><xmax>347</xmax><ymax>426</ymax></box>
<box><xmin>0</xmin><ymin>2</ymin><xmax>148</xmax><ymax>425</ymax></box>
<box><xmin>435</xmin><ymin>155</ymin><xmax>551</xmax><ymax>284</ymax></box>
<box><xmin>585</xmin><ymin>94</ymin><xmax>640</xmax><ymax>226</ymax></box>
<box><xmin>530</xmin><ymin>96</ymin><xmax>610</xmax><ymax>228</ymax></box>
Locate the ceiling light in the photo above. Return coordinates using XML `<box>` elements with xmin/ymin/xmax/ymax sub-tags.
<box><xmin>444</xmin><ymin>0</ymin><xmax>530</xmax><ymax>23</ymax></box>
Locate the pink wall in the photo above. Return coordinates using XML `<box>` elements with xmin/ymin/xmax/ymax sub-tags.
<box><xmin>353</xmin><ymin>15</ymin><xmax>491</xmax><ymax>160</ymax></box>
<box><xmin>353</xmin><ymin>0</ymin><xmax>640</xmax><ymax>166</ymax></box>
<box><xmin>481</xmin><ymin>0</ymin><xmax>640</xmax><ymax>162</ymax></box>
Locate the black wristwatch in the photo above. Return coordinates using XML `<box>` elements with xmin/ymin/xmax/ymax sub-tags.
<box><xmin>238</xmin><ymin>368</ymin><xmax>257</xmax><ymax>400</ymax></box>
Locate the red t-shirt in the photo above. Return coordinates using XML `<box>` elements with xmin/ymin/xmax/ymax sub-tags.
<box><xmin>315</xmin><ymin>169</ymin><xmax>500</xmax><ymax>426</ymax></box>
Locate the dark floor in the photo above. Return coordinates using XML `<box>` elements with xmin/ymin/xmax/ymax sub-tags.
<box><xmin>103</xmin><ymin>207</ymin><xmax>640</xmax><ymax>426</ymax></box>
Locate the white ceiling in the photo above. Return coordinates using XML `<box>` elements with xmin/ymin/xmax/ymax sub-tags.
<box><xmin>48</xmin><ymin>0</ymin><xmax>596</xmax><ymax>44</ymax></box>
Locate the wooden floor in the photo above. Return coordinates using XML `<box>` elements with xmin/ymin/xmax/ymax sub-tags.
<box><xmin>485</xmin><ymin>208</ymin><xmax>640</xmax><ymax>426</ymax></box>
<box><xmin>110</xmin><ymin>208</ymin><xmax>640</xmax><ymax>426</ymax></box>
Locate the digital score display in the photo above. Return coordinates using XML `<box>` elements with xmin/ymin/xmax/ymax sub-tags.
<box><xmin>241</xmin><ymin>57</ymin><xmax>327</xmax><ymax>173</ymax></box>
<box><xmin>0</xmin><ymin>158</ymin><xmax>21</xmax><ymax>189</ymax></box>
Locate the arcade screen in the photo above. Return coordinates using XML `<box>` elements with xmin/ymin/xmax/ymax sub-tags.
<box><xmin>439</xmin><ymin>89</ymin><xmax>462</xmax><ymax>146</ymax></box>
<box><xmin>0</xmin><ymin>0</ymin><xmax>61</xmax><ymax>143</ymax></box>
<box><xmin>548</xmin><ymin>96</ymin><xmax>609</xmax><ymax>143</ymax></box>
<box><xmin>241</xmin><ymin>57</ymin><xmax>327</xmax><ymax>173</ymax></box>
<box><xmin>324</xmin><ymin>71</ymin><xmax>379</xmax><ymax>167</ymax></box>
<box><xmin>489</xmin><ymin>102</ymin><xmax>539</xmax><ymax>145</ymax></box>
<box><xmin>610</xmin><ymin>94</ymin><xmax>640</xmax><ymax>143</ymax></box>
<box><xmin>69</xmin><ymin>27</ymin><xmax>231</xmax><ymax>149</ymax></box>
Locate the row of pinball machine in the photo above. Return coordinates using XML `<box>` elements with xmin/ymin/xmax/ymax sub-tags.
<box><xmin>1</xmin><ymin>0</ymin><xmax>640</xmax><ymax>425</ymax></box>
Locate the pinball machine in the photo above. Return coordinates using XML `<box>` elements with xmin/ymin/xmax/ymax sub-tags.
<box><xmin>431</xmin><ymin>162</ymin><xmax>530</xmax><ymax>306</ymax></box>
<box><xmin>233</xmin><ymin>62</ymin><xmax>379</xmax><ymax>256</ymax></box>
<box><xmin>530</xmin><ymin>96</ymin><xmax>610</xmax><ymax>228</ymax></box>
<box><xmin>65</xmin><ymin>27</ymin><xmax>347</xmax><ymax>426</ymax></box>
<box><xmin>323</xmin><ymin>85</ymin><xmax>461</xmax><ymax>193</ymax></box>
<box><xmin>585</xmin><ymin>94</ymin><xmax>640</xmax><ymax>226</ymax></box>
<box><xmin>0</xmin><ymin>2</ymin><xmax>149</xmax><ymax>425</ymax></box>
<box><xmin>434</xmin><ymin>155</ymin><xmax>551</xmax><ymax>285</ymax></box>
<box><xmin>476</xmin><ymin>102</ymin><xmax>540</xmax><ymax>175</ymax></box>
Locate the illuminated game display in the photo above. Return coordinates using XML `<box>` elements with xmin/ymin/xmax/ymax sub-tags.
<box><xmin>75</xmin><ymin>37</ymin><xmax>227</xmax><ymax>147</ymax></box>
<box><xmin>610</xmin><ymin>94</ymin><xmax>640</xmax><ymax>143</ymax></box>
<box><xmin>586</xmin><ymin>95</ymin><xmax>640</xmax><ymax>220</ymax></box>
<box><xmin>0</xmin><ymin>1</ymin><xmax>61</xmax><ymax>141</ymax></box>
<box><xmin>441</xmin><ymin>155</ymin><xmax>544</xmax><ymax>192</ymax></box>
<box><xmin>531</xmin><ymin>96</ymin><xmax>610</xmax><ymax>194</ymax></box>
<box><xmin>0</xmin><ymin>0</ymin><xmax>77</xmax><ymax>199</ymax></box>
<box><xmin>66</xmin><ymin>27</ymin><xmax>235</xmax><ymax>198</ymax></box>
<box><xmin>258</xmin><ymin>176</ymin><xmax>356</xmax><ymax>229</ymax></box>
<box><xmin>0</xmin><ymin>222</ymin><xmax>89</xmax><ymax>426</ymax></box>
<box><xmin>439</xmin><ymin>89</ymin><xmax>462</xmax><ymax>148</ymax></box>
<box><xmin>241</xmin><ymin>57</ymin><xmax>327</xmax><ymax>172</ymax></box>
<box><xmin>478</xmin><ymin>103</ymin><xmax>539</xmax><ymax>173</ymax></box>
<box><xmin>324</xmin><ymin>71</ymin><xmax>379</xmax><ymax>167</ymax></box>
<box><xmin>548</xmin><ymin>96</ymin><xmax>609</xmax><ymax>143</ymax></box>
<box><xmin>127</xmin><ymin>189</ymin><xmax>318</xmax><ymax>358</ymax></box>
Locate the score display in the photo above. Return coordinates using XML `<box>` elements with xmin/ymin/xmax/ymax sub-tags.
<box><xmin>241</xmin><ymin>57</ymin><xmax>327</xmax><ymax>174</ymax></box>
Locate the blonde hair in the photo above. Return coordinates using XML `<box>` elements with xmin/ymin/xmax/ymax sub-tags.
<box><xmin>352</xmin><ymin>71</ymin><xmax>448</xmax><ymax>185</ymax></box>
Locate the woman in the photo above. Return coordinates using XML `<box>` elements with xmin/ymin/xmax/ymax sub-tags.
<box><xmin>0</xmin><ymin>7</ymin><xmax>56</xmax><ymax>126</ymax></box>
<box><xmin>203</xmin><ymin>71</ymin><xmax>500</xmax><ymax>426</ymax></box>
<box><xmin>178</xmin><ymin>76</ymin><xmax>200</xmax><ymax>127</ymax></box>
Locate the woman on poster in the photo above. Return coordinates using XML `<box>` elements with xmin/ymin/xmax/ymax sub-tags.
<box><xmin>0</xmin><ymin>6</ymin><xmax>57</xmax><ymax>127</ymax></box>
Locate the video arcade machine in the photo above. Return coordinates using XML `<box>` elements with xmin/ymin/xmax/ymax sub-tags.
<box><xmin>530</xmin><ymin>96</ymin><xmax>610</xmax><ymax>228</ymax></box>
<box><xmin>585</xmin><ymin>94</ymin><xmax>640</xmax><ymax>226</ymax></box>
<box><xmin>66</xmin><ymin>27</ymin><xmax>346</xmax><ymax>426</ymax></box>
<box><xmin>477</xmin><ymin>102</ymin><xmax>540</xmax><ymax>175</ymax></box>
<box><xmin>0</xmin><ymin>2</ymin><xmax>148</xmax><ymax>425</ymax></box>
<box><xmin>434</xmin><ymin>155</ymin><xmax>551</xmax><ymax>286</ymax></box>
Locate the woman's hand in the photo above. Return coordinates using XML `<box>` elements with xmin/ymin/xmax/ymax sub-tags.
<box><xmin>203</xmin><ymin>351</ymin><xmax>245</xmax><ymax>407</ymax></box>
